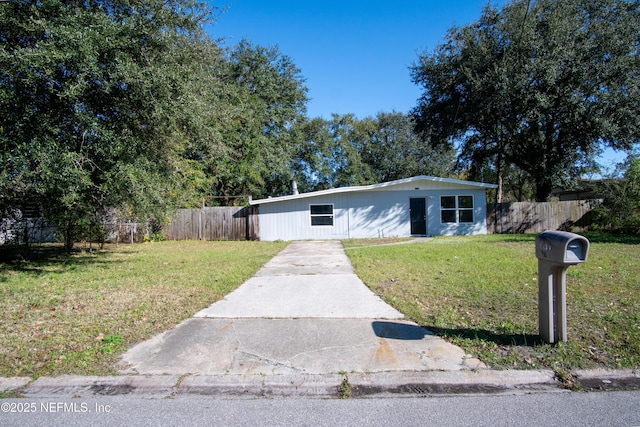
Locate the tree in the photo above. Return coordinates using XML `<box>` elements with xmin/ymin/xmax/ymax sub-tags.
<box><xmin>592</xmin><ymin>156</ymin><xmax>640</xmax><ymax>234</ymax></box>
<box><xmin>327</xmin><ymin>114</ymin><xmax>376</xmax><ymax>188</ymax></box>
<box><xmin>291</xmin><ymin>112</ymin><xmax>456</xmax><ymax>192</ymax></box>
<box><xmin>411</xmin><ymin>0</ymin><xmax>640</xmax><ymax>201</ymax></box>
<box><xmin>291</xmin><ymin>114</ymin><xmax>373</xmax><ymax>191</ymax></box>
<box><xmin>0</xmin><ymin>0</ymin><xmax>222</xmax><ymax>250</ymax></box>
<box><xmin>290</xmin><ymin>117</ymin><xmax>336</xmax><ymax>192</ymax></box>
<box><xmin>359</xmin><ymin>111</ymin><xmax>456</xmax><ymax>182</ymax></box>
<box><xmin>201</xmin><ymin>40</ymin><xmax>309</xmax><ymax>202</ymax></box>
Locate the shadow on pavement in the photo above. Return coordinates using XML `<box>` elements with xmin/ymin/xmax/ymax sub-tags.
<box><xmin>371</xmin><ymin>321</ymin><xmax>434</xmax><ymax>340</ymax></box>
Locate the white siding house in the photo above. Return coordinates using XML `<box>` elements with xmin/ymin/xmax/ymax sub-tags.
<box><xmin>249</xmin><ymin>176</ymin><xmax>498</xmax><ymax>241</ymax></box>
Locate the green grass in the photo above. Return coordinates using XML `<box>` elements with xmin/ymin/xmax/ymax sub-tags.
<box><xmin>0</xmin><ymin>240</ymin><xmax>287</xmax><ymax>378</ymax></box>
<box><xmin>344</xmin><ymin>233</ymin><xmax>640</xmax><ymax>371</ymax></box>
<box><xmin>2</xmin><ymin>234</ymin><xmax>637</xmax><ymax>378</ymax></box>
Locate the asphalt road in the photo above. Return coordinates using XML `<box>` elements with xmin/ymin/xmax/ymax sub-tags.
<box><xmin>2</xmin><ymin>391</ymin><xmax>639</xmax><ymax>427</ymax></box>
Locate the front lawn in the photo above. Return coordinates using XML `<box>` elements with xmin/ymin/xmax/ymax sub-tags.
<box><xmin>344</xmin><ymin>234</ymin><xmax>640</xmax><ymax>372</ymax></box>
<box><xmin>0</xmin><ymin>240</ymin><xmax>287</xmax><ymax>378</ymax></box>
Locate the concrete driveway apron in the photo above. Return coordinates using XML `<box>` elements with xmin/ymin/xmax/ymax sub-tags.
<box><xmin>118</xmin><ymin>241</ymin><xmax>484</xmax><ymax>375</ymax></box>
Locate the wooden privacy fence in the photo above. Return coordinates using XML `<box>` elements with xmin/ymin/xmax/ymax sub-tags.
<box><xmin>164</xmin><ymin>206</ymin><xmax>259</xmax><ymax>241</ymax></box>
<box><xmin>487</xmin><ymin>200</ymin><xmax>595</xmax><ymax>234</ymax></box>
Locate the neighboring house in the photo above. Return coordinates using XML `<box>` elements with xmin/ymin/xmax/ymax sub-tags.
<box><xmin>550</xmin><ymin>179</ymin><xmax>612</xmax><ymax>201</ymax></box>
<box><xmin>249</xmin><ymin>175</ymin><xmax>498</xmax><ymax>241</ymax></box>
<box><xmin>0</xmin><ymin>205</ymin><xmax>57</xmax><ymax>244</ymax></box>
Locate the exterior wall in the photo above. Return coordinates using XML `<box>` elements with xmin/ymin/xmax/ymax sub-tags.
<box><xmin>258</xmin><ymin>193</ymin><xmax>351</xmax><ymax>241</ymax></box>
<box><xmin>256</xmin><ymin>184</ymin><xmax>490</xmax><ymax>241</ymax></box>
<box><xmin>429</xmin><ymin>188</ymin><xmax>489</xmax><ymax>236</ymax></box>
<box><xmin>347</xmin><ymin>191</ymin><xmax>408</xmax><ymax>238</ymax></box>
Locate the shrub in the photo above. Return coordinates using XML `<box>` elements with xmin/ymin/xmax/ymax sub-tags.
<box><xmin>591</xmin><ymin>158</ymin><xmax>640</xmax><ymax>234</ymax></box>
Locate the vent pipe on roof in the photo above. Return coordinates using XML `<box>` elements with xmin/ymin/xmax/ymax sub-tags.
<box><xmin>291</xmin><ymin>180</ymin><xmax>299</xmax><ymax>195</ymax></box>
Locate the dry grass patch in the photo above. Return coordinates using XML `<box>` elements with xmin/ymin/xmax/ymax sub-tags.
<box><xmin>0</xmin><ymin>240</ymin><xmax>287</xmax><ymax>377</ymax></box>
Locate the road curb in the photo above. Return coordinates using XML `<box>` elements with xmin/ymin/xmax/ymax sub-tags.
<box><xmin>0</xmin><ymin>377</ymin><xmax>31</xmax><ymax>395</ymax></box>
<box><xmin>3</xmin><ymin>369</ymin><xmax>639</xmax><ymax>398</ymax></box>
<box><xmin>2</xmin><ymin>370</ymin><xmax>559</xmax><ymax>399</ymax></box>
<box><xmin>17</xmin><ymin>375</ymin><xmax>181</xmax><ymax>399</ymax></box>
<box><xmin>347</xmin><ymin>370</ymin><xmax>561</xmax><ymax>397</ymax></box>
<box><xmin>572</xmin><ymin>368</ymin><xmax>640</xmax><ymax>391</ymax></box>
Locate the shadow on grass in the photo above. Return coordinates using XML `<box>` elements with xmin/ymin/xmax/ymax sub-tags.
<box><xmin>371</xmin><ymin>321</ymin><xmax>543</xmax><ymax>347</ymax></box>
<box><xmin>425</xmin><ymin>325</ymin><xmax>544</xmax><ymax>347</ymax></box>
<box><xmin>486</xmin><ymin>232</ymin><xmax>640</xmax><ymax>245</ymax></box>
<box><xmin>483</xmin><ymin>234</ymin><xmax>538</xmax><ymax>243</ymax></box>
<box><xmin>0</xmin><ymin>244</ymin><xmax>126</xmax><ymax>277</ymax></box>
<box><xmin>1</xmin><ymin>244</ymin><xmax>68</xmax><ymax>261</ymax></box>
<box><xmin>580</xmin><ymin>232</ymin><xmax>640</xmax><ymax>245</ymax></box>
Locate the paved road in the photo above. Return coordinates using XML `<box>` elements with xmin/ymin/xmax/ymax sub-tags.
<box><xmin>2</xmin><ymin>391</ymin><xmax>640</xmax><ymax>427</ymax></box>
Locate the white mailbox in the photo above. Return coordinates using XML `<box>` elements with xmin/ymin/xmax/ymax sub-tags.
<box><xmin>536</xmin><ymin>231</ymin><xmax>590</xmax><ymax>343</ymax></box>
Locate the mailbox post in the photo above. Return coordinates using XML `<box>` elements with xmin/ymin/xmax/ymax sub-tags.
<box><xmin>536</xmin><ymin>231</ymin><xmax>589</xmax><ymax>344</ymax></box>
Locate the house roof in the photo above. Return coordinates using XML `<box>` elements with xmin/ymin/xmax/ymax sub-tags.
<box><xmin>249</xmin><ymin>175</ymin><xmax>498</xmax><ymax>205</ymax></box>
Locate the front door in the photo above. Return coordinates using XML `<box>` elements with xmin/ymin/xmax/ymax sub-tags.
<box><xmin>410</xmin><ymin>198</ymin><xmax>427</xmax><ymax>235</ymax></box>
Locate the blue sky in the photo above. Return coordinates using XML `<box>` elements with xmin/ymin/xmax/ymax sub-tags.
<box><xmin>207</xmin><ymin>0</ymin><xmax>502</xmax><ymax>120</ymax></box>
<box><xmin>207</xmin><ymin>0</ymin><xmax>628</xmax><ymax>172</ymax></box>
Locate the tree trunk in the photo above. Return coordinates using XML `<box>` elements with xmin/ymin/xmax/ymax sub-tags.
<box><xmin>64</xmin><ymin>224</ymin><xmax>74</xmax><ymax>253</ymax></box>
<box><xmin>494</xmin><ymin>150</ymin><xmax>504</xmax><ymax>204</ymax></box>
<box><xmin>535</xmin><ymin>177</ymin><xmax>553</xmax><ymax>202</ymax></box>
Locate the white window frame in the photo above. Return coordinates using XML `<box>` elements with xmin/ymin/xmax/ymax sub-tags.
<box><xmin>310</xmin><ymin>204</ymin><xmax>334</xmax><ymax>227</ymax></box>
<box><xmin>440</xmin><ymin>195</ymin><xmax>474</xmax><ymax>224</ymax></box>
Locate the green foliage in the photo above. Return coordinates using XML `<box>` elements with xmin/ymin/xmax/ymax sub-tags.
<box><xmin>360</xmin><ymin>111</ymin><xmax>456</xmax><ymax>182</ymax></box>
<box><xmin>205</xmin><ymin>40</ymin><xmax>309</xmax><ymax>202</ymax></box>
<box><xmin>291</xmin><ymin>117</ymin><xmax>337</xmax><ymax>191</ymax></box>
<box><xmin>0</xmin><ymin>0</ymin><xmax>222</xmax><ymax>250</ymax></box>
<box><xmin>592</xmin><ymin>157</ymin><xmax>640</xmax><ymax>234</ymax></box>
<box><xmin>337</xmin><ymin>375</ymin><xmax>352</xmax><ymax>399</ymax></box>
<box><xmin>291</xmin><ymin>114</ymin><xmax>376</xmax><ymax>191</ymax></box>
<box><xmin>411</xmin><ymin>0</ymin><xmax>640</xmax><ymax>201</ymax></box>
<box><xmin>292</xmin><ymin>112</ymin><xmax>456</xmax><ymax>192</ymax></box>
<box><xmin>100</xmin><ymin>334</ymin><xmax>124</xmax><ymax>355</ymax></box>
<box><xmin>0</xmin><ymin>1</ymin><xmax>312</xmax><ymax>243</ymax></box>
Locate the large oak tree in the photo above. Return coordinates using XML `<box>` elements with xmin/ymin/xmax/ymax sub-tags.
<box><xmin>411</xmin><ymin>0</ymin><xmax>640</xmax><ymax>201</ymax></box>
<box><xmin>0</xmin><ymin>0</ymin><xmax>222</xmax><ymax>249</ymax></box>
<box><xmin>1</xmin><ymin>2</ymin><xmax>310</xmax><ymax>249</ymax></box>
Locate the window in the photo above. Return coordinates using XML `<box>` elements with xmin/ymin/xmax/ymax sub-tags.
<box><xmin>310</xmin><ymin>204</ymin><xmax>334</xmax><ymax>226</ymax></box>
<box><xmin>441</xmin><ymin>195</ymin><xmax>474</xmax><ymax>223</ymax></box>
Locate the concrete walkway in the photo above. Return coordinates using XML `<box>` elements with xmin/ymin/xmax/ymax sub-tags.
<box><xmin>118</xmin><ymin>241</ymin><xmax>485</xmax><ymax>376</ymax></box>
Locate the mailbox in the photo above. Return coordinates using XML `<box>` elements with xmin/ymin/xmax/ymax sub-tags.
<box><xmin>536</xmin><ymin>231</ymin><xmax>590</xmax><ymax>344</ymax></box>
<box><xmin>536</xmin><ymin>231</ymin><xmax>589</xmax><ymax>265</ymax></box>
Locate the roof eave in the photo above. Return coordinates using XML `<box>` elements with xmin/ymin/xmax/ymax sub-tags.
<box><xmin>249</xmin><ymin>175</ymin><xmax>498</xmax><ymax>205</ymax></box>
